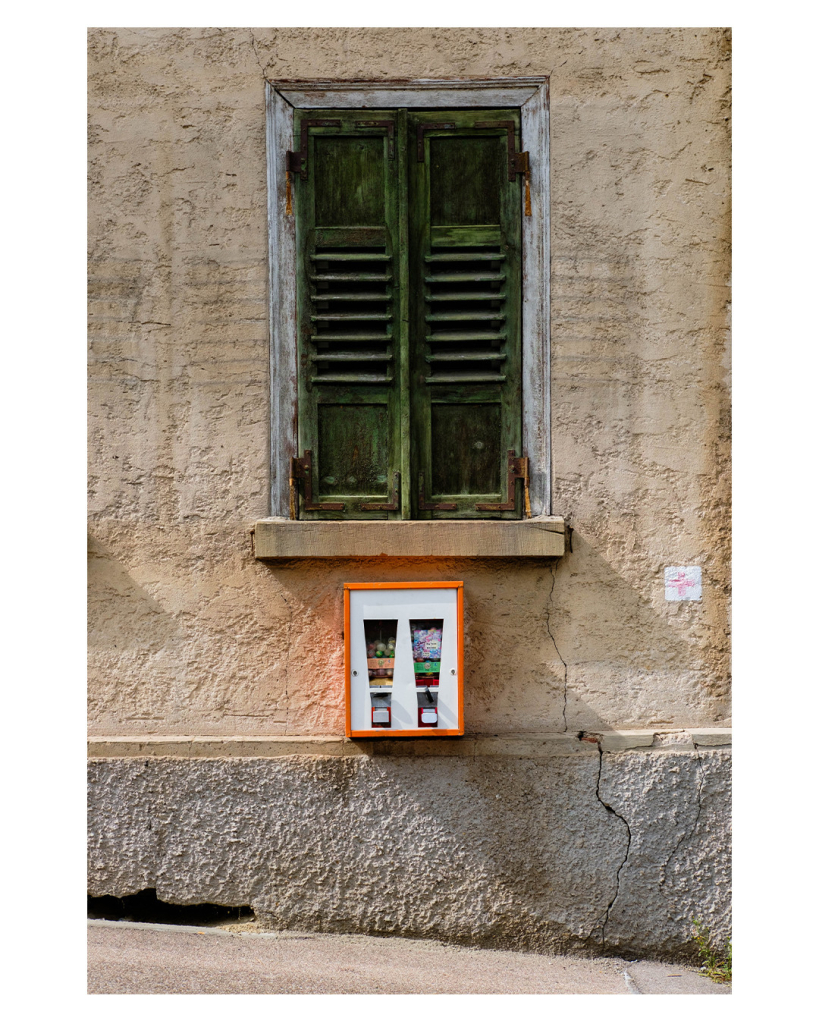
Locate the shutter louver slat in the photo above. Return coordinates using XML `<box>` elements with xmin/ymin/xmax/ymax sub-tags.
<box><xmin>424</xmin><ymin>252</ymin><xmax>506</xmax><ymax>262</ymax></box>
<box><xmin>427</xmin><ymin>293</ymin><xmax>506</xmax><ymax>302</ymax></box>
<box><xmin>424</xmin><ymin>272</ymin><xmax>504</xmax><ymax>283</ymax></box>
<box><xmin>308</xmin><ymin>253</ymin><xmax>390</xmax><ymax>261</ymax></box>
<box><xmin>311</xmin><ymin>273</ymin><xmax>393</xmax><ymax>282</ymax></box>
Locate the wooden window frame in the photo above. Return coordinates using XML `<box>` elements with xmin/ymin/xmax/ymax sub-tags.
<box><xmin>266</xmin><ymin>77</ymin><xmax>551</xmax><ymax>517</ymax></box>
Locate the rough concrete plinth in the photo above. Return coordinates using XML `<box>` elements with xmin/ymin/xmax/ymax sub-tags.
<box><xmin>88</xmin><ymin>747</ymin><xmax>730</xmax><ymax>959</ymax></box>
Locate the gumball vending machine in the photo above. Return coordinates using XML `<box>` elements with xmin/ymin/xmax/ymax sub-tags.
<box><xmin>344</xmin><ymin>582</ymin><xmax>464</xmax><ymax>738</ymax></box>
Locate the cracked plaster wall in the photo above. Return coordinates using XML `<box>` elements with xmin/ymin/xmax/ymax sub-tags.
<box><xmin>87</xmin><ymin>28</ymin><xmax>730</xmax><ymax>955</ymax></box>
<box><xmin>88</xmin><ymin>745</ymin><xmax>730</xmax><ymax>957</ymax></box>
<box><xmin>88</xmin><ymin>27</ymin><xmax>730</xmax><ymax>737</ymax></box>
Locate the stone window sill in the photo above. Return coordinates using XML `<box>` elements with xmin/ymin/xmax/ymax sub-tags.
<box><xmin>252</xmin><ymin>516</ymin><xmax>565</xmax><ymax>560</ymax></box>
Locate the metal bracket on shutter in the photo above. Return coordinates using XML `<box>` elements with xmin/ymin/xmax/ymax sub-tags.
<box><xmin>355</xmin><ymin>120</ymin><xmax>395</xmax><ymax>158</ymax></box>
<box><xmin>286</xmin><ymin>119</ymin><xmax>342</xmax><ymax>181</ymax></box>
<box><xmin>360</xmin><ymin>472</ymin><xmax>400</xmax><ymax>511</ymax></box>
<box><xmin>474</xmin><ymin>121</ymin><xmax>529</xmax><ymax>182</ymax></box>
<box><xmin>420</xmin><ymin>119</ymin><xmax>531</xmax><ymax>214</ymax></box>
<box><xmin>475</xmin><ymin>451</ymin><xmax>530</xmax><ymax>513</ymax></box>
<box><xmin>416</xmin><ymin>122</ymin><xmax>457</xmax><ymax>161</ymax></box>
<box><xmin>418</xmin><ymin>472</ymin><xmax>456</xmax><ymax>511</ymax></box>
<box><xmin>290</xmin><ymin>450</ymin><xmax>345</xmax><ymax>515</ymax></box>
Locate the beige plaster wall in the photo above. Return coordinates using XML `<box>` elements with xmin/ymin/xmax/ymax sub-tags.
<box><xmin>88</xmin><ymin>27</ymin><xmax>731</xmax><ymax>737</ymax></box>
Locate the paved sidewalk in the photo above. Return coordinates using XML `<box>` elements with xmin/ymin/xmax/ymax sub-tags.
<box><xmin>87</xmin><ymin>920</ymin><xmax>730</xmax><ymax>995</ymax></box>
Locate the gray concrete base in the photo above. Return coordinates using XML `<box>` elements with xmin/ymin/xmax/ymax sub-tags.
<box><xmin>87</xmin><ymin>747</ymin><xmax>730</xmax><ymax>960</ymax></box>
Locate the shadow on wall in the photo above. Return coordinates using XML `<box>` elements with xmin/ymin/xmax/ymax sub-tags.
<box><xmin>87</xmin><ymin>532</ymin><xmax>292</xmax><ymax>732</ymax></box>
<box><xmin>261</xmin><ymin>529</ymin><xmax>727</xmax><ymax>733</ymax></box>
<box><xmin>88</xmin><ymin>534</ymin><xmax>184</xmax><ymax>727</ymax></box>
<box><xmin>88</xmin><ymin>535</ymin><xmax>180</xmax><ymax>651</ymax></box>
<box><xmin>87</xmin><ymin>527</ymin><xmax>728</xmax><ymax>735</ymax></box>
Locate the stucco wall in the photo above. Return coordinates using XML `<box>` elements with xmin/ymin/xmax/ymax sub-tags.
<box><xmin>88</xmin><ymin>27</ymin><xmax>730</xmax><ymax>739</ymax></box>
<box><xmin>88</xmin><ymin>27</ymin><xmax>730</xmax><ymax>959</ymax></box>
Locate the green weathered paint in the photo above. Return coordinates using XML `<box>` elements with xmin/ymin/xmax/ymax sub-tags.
<box><xmin>294</xmin><ymin>110</ymin><xmax>402</xmax><ymax>520</ymax></box>
<box><xmin>409</xmin><ymin>109</ymin><xmax>523</xmax><ymax>518</ymax></box>
<box><xmin>293</xmin><ymin>108</ymin><xmax>523</xmax><ymax>519</ymax></box>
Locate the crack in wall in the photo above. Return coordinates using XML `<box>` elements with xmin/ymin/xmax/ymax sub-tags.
<box><xmin>660</xmin><ymin>744</ymin><xmax>704</xmax><ymax>889</ymax></box>
<box><xmin>545</xmin><ymin>563</ymin><xmax>568</xmax><ymax>732</ymax></box>
<box><xmin>594</xmin><ymin>743</ymin><xmax>632</xmax><ymax>948</ymax></box>
<box><xmin>248</xmin><ymin>29</ymin><xmax>267</xmax><ymax>78</ymax></box>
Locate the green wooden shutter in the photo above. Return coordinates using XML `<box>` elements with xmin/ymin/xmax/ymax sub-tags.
<box><xmin>409</xmin><ymin>111</ymin><xmax>523</xmax><ymax>519</ymax></box>
<box><xmin>293</xmin><ymin>110</ymin><xmax>407</xmax><ymax>519</ymax></box>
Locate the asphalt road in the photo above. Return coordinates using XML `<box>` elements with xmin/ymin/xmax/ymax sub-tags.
<box><xmin>87</xmin><ymin>920</ymin><xmax>730</xmax><ymax>995</ymax></box>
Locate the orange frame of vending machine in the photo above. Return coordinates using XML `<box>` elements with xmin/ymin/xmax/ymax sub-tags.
<box><xmin>344</xmin><ymin>582</ymin><xmax>464</xmax><ymax>738</ymax></box>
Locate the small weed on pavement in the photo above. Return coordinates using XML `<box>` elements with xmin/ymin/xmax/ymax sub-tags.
<box><xmin>693</xmin><ymin>917</ymin><xmax>732</xmax><ymax>984</ymax></box>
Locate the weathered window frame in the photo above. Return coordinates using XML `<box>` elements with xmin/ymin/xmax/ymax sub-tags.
<box><xmin>266</xmin><ymin>78</ymin><xmax>551</xmax><ymax>517</ymax></box>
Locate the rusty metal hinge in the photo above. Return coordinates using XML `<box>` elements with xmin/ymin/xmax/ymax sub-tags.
<box><xmin>286</xmin><ymin>119</ymin><xmax>342</xmax><ymax>182</ymax></box>
<box><xmin>417</xmin><ymin>119</ymin><xmax>531</xmax><ymax>215</ymax></box>
<box><xmin>475</xmin><ymin>120</ymin><xmax>531</xmax><ymax>215</ymax></box>
<box><xmin>290</xmin><ymin>450</ymin><xmax>345</xmax><ymax>516</ymax></box>
<box><xmin>418</xmin><ymin>472</ymin><xmax>456</xmax><ymax>512</ymax></box>
<box><xmin>475</xmin><ymin>451</ymin><xmax>531</xmax><ymax>514</ymax></box>
<box><xmin>475</xmin><ymin>120</ymin><xmax>528</xmax><ymax>181</ymax></box>
<box><xmin>360</xmin><ymin>471</ymin><xmax>400</xmax><ymax>512</ymax></box>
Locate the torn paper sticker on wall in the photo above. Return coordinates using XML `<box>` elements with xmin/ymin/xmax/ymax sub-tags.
<box><xmin>665</xmin><ymin>566</ymin><xmax>702</xmax><ymax>601</ymax></box>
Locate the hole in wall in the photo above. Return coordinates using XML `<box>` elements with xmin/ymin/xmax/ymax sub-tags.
<box><xmin>88</xmin><ymin>888</ymin><xmax>255</xmax><ymax>927</ymax></box>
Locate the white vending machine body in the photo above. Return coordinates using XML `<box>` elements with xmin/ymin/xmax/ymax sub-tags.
<box><xmin>344</xmin><ymin>582</ymin><xmax>464</xmax><ymax>738</ymax></box>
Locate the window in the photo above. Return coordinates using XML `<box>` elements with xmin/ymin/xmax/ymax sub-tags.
<box><xmin>267</xmin><ymin>81</ymin><xmax>551</xmax><ymax>521</ymax></box>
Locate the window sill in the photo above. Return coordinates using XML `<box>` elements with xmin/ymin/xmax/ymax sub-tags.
<box><xmin>252</xmin><ymin>517</ymin><xmax>565</xmax><ymax>560</ymax></box>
